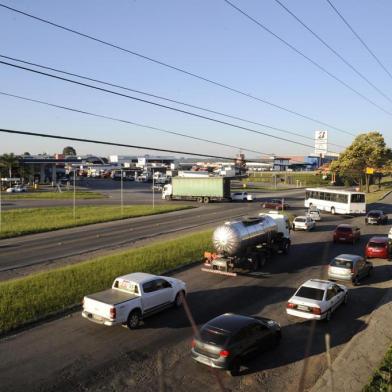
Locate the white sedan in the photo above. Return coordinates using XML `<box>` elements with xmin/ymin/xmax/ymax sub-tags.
<box><xmin>6</xmin><ymin>185</ymin><xmax>27</xmax><ymax>193</ymax></box>
<box><xmin>286</xmin><ymin>279</ymin><xmax>348</xmax><ymax>321</ymax></box>
<box><xmin>292</xmin><ymin>216</ymin><xmax>316</xmax><ymax>231</ymax></box>
<box><xmin>231</xmin><ymin>192</ymin><xmax>253</xmax><ymax>202</ymax></box>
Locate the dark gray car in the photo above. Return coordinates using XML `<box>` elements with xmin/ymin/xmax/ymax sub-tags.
<box><xmin>191</xmin><ymin>313</ymin><xmax>281</xmax><ymax>376</ymax></box>
<box><xmin>328</xmin><ymin>254</ymin><xmax>373</xmax><ymax>285</ymax></box>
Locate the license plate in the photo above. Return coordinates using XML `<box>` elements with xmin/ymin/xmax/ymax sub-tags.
<box><xmin>197</xmin><ymin>356</ymin><xmax>213</xmax><ymax>365</ymax></box>
<box><xmin>297</xmin><ymin>305</ymin><xmax>309</xmax><ymax>311</ymax></box>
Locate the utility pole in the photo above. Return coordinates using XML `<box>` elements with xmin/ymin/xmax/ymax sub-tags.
<box><xmin>120</xmin><ymin>168</ymin><xmax>124</xmax><ymax>216</ymax></box>
<box><xmin>73</xmin><ymin>169</ymin><xmax>76</xmax><ymax>220</ymax></box>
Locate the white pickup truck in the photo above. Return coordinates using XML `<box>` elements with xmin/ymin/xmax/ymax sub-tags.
<box><xmin>82</xmin><ymin>272</ymin><xmax>186</xmax><ymax>329</ymax></box>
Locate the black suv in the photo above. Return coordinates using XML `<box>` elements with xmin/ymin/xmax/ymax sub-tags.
<box><xmin>365</xmin><ymin>210</ymin><xmax>388</xmax><ymax>225</ymax></box>
<box><xmin>191</xmin><ymin>313</ymin><xmax>281</xmax><ymax>376</ymax></box>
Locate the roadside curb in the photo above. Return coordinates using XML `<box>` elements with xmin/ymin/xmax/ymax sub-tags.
<box><xmin>0</xmin><ymin>259</ymin><xmax>202</xmax><ymax>340</ymax></box>
<box><xmin>311</xmin><ymin>280</ymin><xmax>392</xmax><ymax>392</ymax></box>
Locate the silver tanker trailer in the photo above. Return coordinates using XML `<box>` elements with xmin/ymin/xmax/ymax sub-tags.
<box><xmin>202</xmin><ymin>212</ymin><xmax>291</xmax><ymax>276</ymax></box>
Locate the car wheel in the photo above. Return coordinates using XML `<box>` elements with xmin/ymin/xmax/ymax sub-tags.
<box><xmin>127</xmin><ymin>310</ymin><xmax>141</xmax><ymax>330</ymax></box>
<box><xmin>353</xmin><ymin>277</ymin><xmax>360</xmax><ymax>286</ymax></box>
<box><xmin>197</xmin><ymin>197</ymin><xmax>203</xmax><ymax>203</ymax></box>
<box><xmin>174</xmin><ymin>291</ymin><xmax>185</xmax><ymax>307</ymax></box>
<box><xmin>325</xmin><ymin>310</ymin><xmax>332</xmax><ymax>322</ymax></box>
<box><xmin>330</xmin><ymin>207</ymin><xmax>335</xmax><ymax>215</ymax></box>
<box><xmin>227</xmin><ymin>358</ymin><xmax>241</xmax><ymax>377</ymax></box>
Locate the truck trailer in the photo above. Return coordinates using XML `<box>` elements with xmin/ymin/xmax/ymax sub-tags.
<box><xmin>202</xmin><ymin>212</ymin><xmax>291</xmax><ymax>276</ymax></box>
<box><xmin>162</xmin><ymin>177</ymin><xmax>231</xmax><ymax>203</ymax></box>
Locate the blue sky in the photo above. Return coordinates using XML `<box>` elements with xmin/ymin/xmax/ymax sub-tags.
<box><xmin>0</xmin><ymin>0</ymin><xmax>391</xmax><ymax>159</ymax></box>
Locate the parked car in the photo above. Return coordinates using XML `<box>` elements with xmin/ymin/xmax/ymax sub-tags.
<box><xmin>6</xmin><ymin>185</ymin><xmax>27</xmax><ymax>193</ymax></box>
<box><xmin>292</xmin><ymin>216</ymin><xmax>316</xmax><ymax>231</ymax></box>
<box><xmin>231</xmin><ymin>192</ymin><xmax>253</xmax><ymax>202</ymax></box>
<box><xmin>333</xmin><ymin>224</ymin><xmax>360</xmax><ymax>244</ymax></box>
<box><xmin>307</xmin><ymin>207</ymin><xmax>321</xmax><ymax>221</ymax></box>
<box><xmin>365</xmin><ymin>210</ymin><xmax>388</xmax><ymax>225</ymax></box>
<box><xmin>82</xmin><ymin>272</ymin><xmax>186</xmax><ymax>329</ymax></box>
<box><xmin>328</xmin><ymin>254</ymin><xmax>372</xmax><ymax>285</ymax></box>
<box><xmin>261</xmin><ymin>199</ymin><xmax>289</xmax><ymax>210</ymax></box>
<box><xmin>365</xmin><ymin>237</ymin><xmax>390</xmax><ymax>260</ymax></box>
<box><xmin>191</xmin><ymin>313</ymin><xmax>281</xmax><ymax>376</ymax></box>
<box><xmin>286</xmin><ymin>279</ymin><xmax>348</xmax><ymax>321</ymax></box>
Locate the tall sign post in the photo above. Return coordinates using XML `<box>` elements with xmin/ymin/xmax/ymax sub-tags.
<box><xmin>314</xmin><ymin>131</ymin><xmax>328</xmax><ymax>161</ymax></box>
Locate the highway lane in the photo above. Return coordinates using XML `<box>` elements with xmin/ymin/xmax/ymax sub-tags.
<box><xmin>0</xmin><ymin>189</ymin><xmax>305</xmax><ymax>271</ymax></box>
<box><xmin>1</xmin><ymin>199</ymin><xmax>391</xmax><ymax>392</ymax></box>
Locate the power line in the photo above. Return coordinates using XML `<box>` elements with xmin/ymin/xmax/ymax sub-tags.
<box><xmin>0</xmin><ymin>128</ymin><xmax>249</xmax><ymax>161</ymax></box>
<box><xmin>223</xmin><ymin>0</ymin><xmax>392</xmax><ymax>117</ymax></box>
<box><xmin>325</xmin><ymin>0</ymin><xmax>392</xmax><ymax>83</ymax></box>
<box><xmin>0</xmin><ymin>54</ymin><xmax>348</xmax><ymax>146</ymax></box>
<box><xmin>0</xmin><ymin>2</ymin><xmax>355</xmax><ymax>136</ymax></box>
<box><xmin>0</xmin><ymin>91</ymin><xmax>273</xmax><ymax>157</ymax></box>
<box><xmin>273</xmin><ymin>0</ymin><xmax>392</xmax><ymax>104</ymax></box>
<box><xmin>0</xmin><ymin>59</ymin><xmax>342</xmax><ymax>154</ymax></box>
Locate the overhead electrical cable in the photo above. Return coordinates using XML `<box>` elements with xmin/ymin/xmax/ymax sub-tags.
<box><xmin>223</xmin><ymin>0</ymin><xmax>392</xmax><ymax>116</ymax></box>
<box><xmin>325</xmin><ymin>0</ymin><xmax>392</xmax><ymax>83</ymax></box>
<box><xmin>0</xmin><ymin>2</ymin><xmax>355</xmax><ymax>136</ymax></box>
<box><xmin>0</xmin><ymin>128</ymin><xmax>268</xmax><ymax>162</ymax></box>
<box><xmin>273</xmin><ymin>0</ymin><xmax>392</xmax><ymax>104</ymax></box>
<box><xmin>0</xmin><ymin>54</ymin><xmax>349</xmax><ymax>146</ymax></box>
<box><xmin>0</xmin><ymin>59</ymin><xmax>342</xmax><ymax>154</ymax></box>
<box><xmin>0</xmin><ymin>91</ymin><xmax>272</xmax><ymax>157</ymax></box>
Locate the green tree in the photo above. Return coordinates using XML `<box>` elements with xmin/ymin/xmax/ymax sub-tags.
<box><xmin>63</xmin><ymin>146</ymin><xmax>76</xmax><ymax>156</ymax></box>
<box><xmin>330</xmin><ymin>132</ymin><xmax>391</xmax><ymax>192</ymax></box>
<box><xmin>0</xmin><ymin>153</ymin><xmax>19</xmax><ymax>178</ymax></box>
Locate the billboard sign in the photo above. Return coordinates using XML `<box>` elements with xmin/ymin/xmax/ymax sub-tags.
<box><xmin>314</xmin><ymin>131</ymin><xmax>328</xmax><ymax>156</ymax></box>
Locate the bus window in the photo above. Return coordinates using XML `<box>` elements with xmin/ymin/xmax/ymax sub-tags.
<box><xmin>351</xmin><ymin>194</ymin><xmax>365</xmax><ymax>203</ymax></box>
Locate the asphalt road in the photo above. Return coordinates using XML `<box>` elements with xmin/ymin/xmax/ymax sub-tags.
<box><xmin>1</xmin><ymin>194</ymin><xmax>391</xmax><ymax>392</ymax></box>
<box><xmin>0</xmin><ymin>188</ymin><xmax>305</xmax><ymax>272</ymax></box>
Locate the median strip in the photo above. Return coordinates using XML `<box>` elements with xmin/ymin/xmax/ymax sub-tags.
<box><xmin>0</xmin><ymin>204</ymin><xmax>193</xmax><ymax>239</ymax></box>
<box><xmin>0</xmin><ymin>229</ymin><xmax>212</xmax><ymax>335</ymax></box>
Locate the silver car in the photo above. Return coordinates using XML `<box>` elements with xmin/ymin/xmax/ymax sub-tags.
<box><xmin>328</xmin><ymin>254</ymin><xmax>373</xmax><ymax>285</ymax></box>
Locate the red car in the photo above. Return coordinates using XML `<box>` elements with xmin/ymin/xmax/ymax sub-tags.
<box><xmin>333</xmin><ymin>224</ymin><xmax>360</xmax><ymax>244</ymax></box>
<box><xmin>365</xmin><ymin>237</ymin><xmax>390</xmax><ymax>259</ymax></box>
<box><xmin>261</xmin><ymin>199</ymin><xmax>290</xmax><ymax>210</ymax></box>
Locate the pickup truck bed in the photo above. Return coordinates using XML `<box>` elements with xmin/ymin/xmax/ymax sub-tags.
<box><xmin>86</xmin><ymin>289</ymin><xmax>138</xmax><ymax>305</ymax></box>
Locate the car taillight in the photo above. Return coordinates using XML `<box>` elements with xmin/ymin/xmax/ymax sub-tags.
<box><xmin>348</xmin><ymin>233</ymin><xmax>353</xmax><ymax>237</ymax></box>
<box><xmin>312</xmin><ymin>307</ymin><xmax>321</xmax><ymax>315</ymax></box>
<box><xmin>109</xmin><ymin>307</ymin><xmax>116</xmax><ymax>319</ymax></box>
<box><xmin>219</xmin><ymin>350</ymin><xmax>230</xmax><ymax>358</ymax></box>
<box><xmin>287</xmin><ymin>302</ymin><xmax>296</xmax><ymax>309</ymax></box>
<box><xmin>191</xmin><ymin>339</ymin><xmax>196</xmax><ymax>348</ymax></box>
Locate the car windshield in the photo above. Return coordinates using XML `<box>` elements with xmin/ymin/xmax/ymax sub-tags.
<box><xmin>295</xmin><ymin>286</ymin><xmax>325</xmax><ymax>300</ymax></box>
<box><xmin>200</xmin><ymin>328</ymin><xmax>229</xmax><ymax>346</ymax></box>
<box><xmin>331</xmin><ymin>259</ymin><xmax>353</xmax><ymax>269</ymax></box>
<box><xmin>368</xmin><ymin>242</ymin><xmax>386</xmax><ymax>248</ymax></box>
<box><xmin>336</xmin><ymin>227</ymin><xmax>352</xmax><ymax>233</ymax></box>
<box><xmin>368</xmin><ymin>212</ymin><xmax>381</xmax><ymax>218</ymax></box>
<box><xmin>295</xmin><ymin>218</ymin><xmax>306</xmax><ymax>222</ymax></box>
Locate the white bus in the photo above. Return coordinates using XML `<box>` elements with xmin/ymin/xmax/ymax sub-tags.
<box><xmin>305</xmin><ymin>188</ymin><xmax>366</xmax><ymax>215</ymax></box>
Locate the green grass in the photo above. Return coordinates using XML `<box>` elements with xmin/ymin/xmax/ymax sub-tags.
<box><xmin>366</xmin><ymin>190</ymin><xmax>391</xmax><ymax>204</ymax></box>
<box><xmin>0</xmin><ymin>230</ymin><xmax>213</xmax><ymax>334</ymax></box>
<box><xmin>364</xmin><ymin>346</ymin><xmax>392</xmax><ymax>391</ymax></box>
<box><xmin>2</xmin><ymin>190</ymin><xmax>105</xmax><ymax>200</ymax></box>
<box><xmin>0</xmin><ymin>204</ymin><xmax>193</xmax><ymax>239</ymax></box>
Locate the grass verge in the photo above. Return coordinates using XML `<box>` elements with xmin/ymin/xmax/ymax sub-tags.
<box><xmin>0</xmin><ymin>204</ymin><xmax>193</xmax><ymax>239</ymax></box>
<box><xmin>366</xmin><ymin>190</ymin><xmax>391</xmax><ymax>204</ymax></box>
<box><xmin>364</xmin><ymin>346</ymin><xmax>392</xmax><ymax>391</ymax></box>
<box><xmin>2</xmin><ymin>190</ymin><xmax>105</xmax><ymax>200</ymax></box>
<box><xmin>0</xmin><ymin>229</ymin><xmax>213</xmax><ymax>335</ymax></box>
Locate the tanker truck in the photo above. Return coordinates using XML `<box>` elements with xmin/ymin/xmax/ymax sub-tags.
<box><xmin>202</xmin><ymin>212</ymin><xmax>291</xmax><ymax>276</ymax></box>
